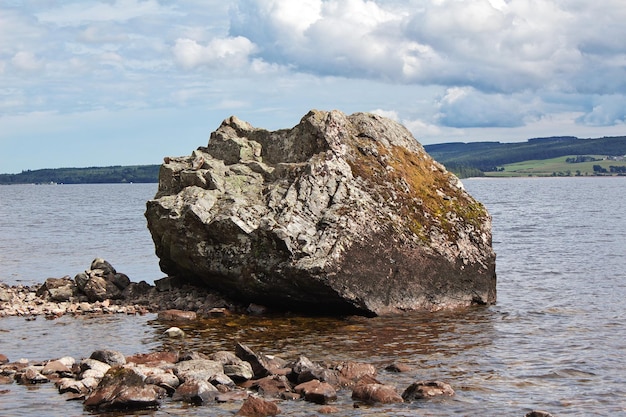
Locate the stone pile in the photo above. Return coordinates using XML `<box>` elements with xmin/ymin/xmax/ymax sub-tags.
<box><xmin>0</xmin><ymin>259</ymin><xmax>244</xmax><ymax>318</ymax></box>
<box><xmin>0</xmin><ymin>342</ymin><xmax>555</xmax><ymax>416</ymax></box>
<box><xmin>0</xmin><ymin>342</ymin><xmax>455</xmax><ymax>415</ymax></box>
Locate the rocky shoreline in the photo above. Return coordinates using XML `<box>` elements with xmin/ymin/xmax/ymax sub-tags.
<box><xmin>0</xmin><ymin>258</ymin><xmax>247</xmax><ymax>319</ymax></box>
<box><xmin>1</xmin><ymin>259</ymin><xmax>552</xmax><ymax>416</ymax></box>
<box><xmin>0</xmin><ymin>342</ymin><xmax>553</xmax><ymax>417</ymax></box>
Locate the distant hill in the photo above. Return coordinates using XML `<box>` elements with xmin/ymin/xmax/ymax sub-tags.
<box><xmin>2</xmin><ymin>135</ymin><xmax>626</xmax><ymax>184</ymax></box>
<box><xmin>424</xmin><ymin>136</ymin><xmax>626</xmax><ymax>177</ymax></box>
<box><xmin>0</xmin><ymin>165</ymin><xmax>160</xmax><ymax>185</ymax></box>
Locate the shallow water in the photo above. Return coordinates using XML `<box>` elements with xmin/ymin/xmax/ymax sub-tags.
<box><xmin>1</xmin><ymin>178</ymin><xmax>626</xmax><ymax>416</ymax></box>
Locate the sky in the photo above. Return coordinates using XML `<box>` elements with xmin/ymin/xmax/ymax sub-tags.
<box><xmin>1</xmin><ymin>0</ymin><xmax>625</xmax><ymax>173</ymax></box>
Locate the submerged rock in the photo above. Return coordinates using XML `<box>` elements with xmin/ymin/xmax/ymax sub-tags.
<box><xmin>145</xmin><ymin>110</ymin><xmax>496</xmax><ymax>316</ymax></box>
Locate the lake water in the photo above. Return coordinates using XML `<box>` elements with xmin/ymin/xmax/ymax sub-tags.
<box><xmin>1</xmin><ymin>178</ymin><xmax>625</xmax><ymax>416</ymax></box>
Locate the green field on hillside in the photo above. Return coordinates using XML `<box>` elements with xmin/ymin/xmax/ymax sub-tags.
<box><xmin>484</xmin><ymin>155</ymin><xmax>626</xmax><ymax>177</ymax></box>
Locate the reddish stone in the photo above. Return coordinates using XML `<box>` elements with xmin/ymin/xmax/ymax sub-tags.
<box><xmin>294</xmin><ymin>380</ymin><xmax>337</xmax><ymax>404</ymax></box>
<box><xmin>337</xmin><ymin>361</ymin><xmax>376</xmax><ymax>382</ymax></box>
<box><xmin>384</xmin><ymin>362</ymin><xmax>412</xmax><ymax>373</ymax></box>
<box><xmin>352</xmin><ymin>382</ymin><xmax>403</xmax><ymax>404</ymax></box>
<box><xmin>237</xmin><ymin>396</ymin><xmax>281</xmax><ymax>417</ymax></box>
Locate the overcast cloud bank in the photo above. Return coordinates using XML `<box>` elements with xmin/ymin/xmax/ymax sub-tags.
<box><xmin>1</xmin><ymin>0</ymin><xmax>625</xmax><ymax>172</ymax></box>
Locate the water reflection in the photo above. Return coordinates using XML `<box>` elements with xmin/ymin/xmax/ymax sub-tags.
<box><xmin>152</xmin><ymin>306</ymin><xmax>497</xmax><ymax>373</ymax></box>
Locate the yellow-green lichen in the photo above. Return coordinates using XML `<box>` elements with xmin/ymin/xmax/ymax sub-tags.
<box><xmin>347</xmin><ymin>138</ymin><xmax>489</xmax><ymax>243</ymax></box>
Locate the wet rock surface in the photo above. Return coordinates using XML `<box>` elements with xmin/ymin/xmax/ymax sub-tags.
<box><xmin>0</xmin><ymin>341</ymin><xmax>554</xmax><ymax>416</ymax></box>
<box><xmin>145</xmin><ymin>109</ymin><xmax>496</xmax><ymax>316</ymax></box>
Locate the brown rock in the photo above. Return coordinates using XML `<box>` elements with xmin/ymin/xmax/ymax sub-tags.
<box><xmin>352</xmin><ymin>382</ymin><xmax>404</xmax><ymax>404</ymax></box>
<box><xmin>252</xmin><ymin>375</ymin><xmax>293</xmax><ymax>398</ymax></box>
<box><xmin>237</xmin><ymin>396</ymin><xmax>281</xmax><ymax>417</ymax></box>
<box><xmin>172</xmin><ymin>379</ymin><xmax>218</xmax><ymax>404</ymax></box>
<box><xmin>336</xmin><ymin>361</ymin><xmax>376</xmax><ymax>383</ymax></box>
<box><xmin>83</xmin><ymin>366</ymin><xmax>164</xmax><ymax>411</ymax></box>
<box><xmin>401</xmin><ymin>380</ymin><xmax>455</xmax><ymax>401</ymax></box>
<box><xmin>526</xmin><ymin>411</ymin><xmax>555</xmax><ymax>417</ymax></box>
<box><xmin>294</xmin><ymin>379</ymin><xmax>337</xmax><ymax>404</ymax></box>
<box><xmin>41</xmin><ymin>360</ymin><xmax>73</xmax><ymax>376</ymax></box>
<box><xmin>384</xmin><ymin>362</ymin><xmax>412</xmax><ymax>373</ymax></box>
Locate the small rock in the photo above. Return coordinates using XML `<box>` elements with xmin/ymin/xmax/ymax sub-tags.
<box><xmin>17</xmin><ymin>366</ymin><xmax>49</xmax><ymax>384</ymax></box>
<box><xmin>237</xmin><ymin>396</ymin><xmax>281</xmax><ymax>417</ymax></box>
<box><xmin>251</xmin><ymin>375</ymin><xmax>293</xmax><ymax>398</ymax></box>
<box><xmin>80</xmin><ymin>359</ymin><xmax>111</xmax><ymax>379</ymax></box>
<box><xmin>90</xmin><ymin>349</ymin><xmax>127</xmax><ymax>366</ymax></box>
<box><xmin>526</xmin><ymin>411</ymin><xmax>555</xmax><ymax>417</ymax></box>
<box><xmin>352</xmin><ymin>382</ymin><xmax>404</xmax><ymax>404</ymax></box>
<box><xmin>36</xmin><ymin>277</ymin><xmax>76</xmax><ymax>302</ymax></box>
<box><xmin>384</xmin><ymin>362</ymin><xmax>412</xmax><ymax>373</ymax></box>
<box><xmin>164</xmin><ymin>327</ymin><xmax>185</xmax><ymax>338</ymax></box>
<box><xmin>294</xmin><ymin>379</ymin><xmax>337</xmax><ymax>404</ymax></box>
<box><xmin>336</xmin><ymin>361</ymin><xmax>376</xmax><ymax>383</ymax></box>
<box><xmin>172</xmin><ymin>379</ymin><xmax>218</xmax><ymax>404</ymax></box>
<box><xmin>56</xmin><ymin>378</ymin><xmax>87</xmax><ymax>394</ymax></box>
<box><xmin>84</xmin><ymin>366</ymin><xmax>163</xmax><ymax>411</ymax></box>
<box><xmin>41</xmin><ymin>360</ymin><xmax>73</xmax><ymax>376</ymax></box>
<box><xmin>223</xmin><ymin>362</ymin><xmax>254</xmax><ymax>382</ymax></box>
<box><xmin>174</xmin><ymin>359</ymin><xmax>223</xmax><ymax>383</ymax></box>
<box><xmin>401</xmin><ymin>380</ymin><xmax>455</xmax><ymax>401</ymax></box>
<box><xmin>235</xmin><ymin>343</ymin><xmax>271</xmax><ymax>379</ymax></box>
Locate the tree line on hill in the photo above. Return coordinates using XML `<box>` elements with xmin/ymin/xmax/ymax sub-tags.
<box><xmin>2</xmin><ymin>136</ymin><xmax>625</xmax><ymax>184</ymax></box>
<box><xmin>423</xmin><ymin>136</ymin><xmax>626</xmax><ymax>177</ymax></box>
<box><xmin>0</xmin><ymin>165</ymin><xmax>160</xmax><ymax>184</ymax></box>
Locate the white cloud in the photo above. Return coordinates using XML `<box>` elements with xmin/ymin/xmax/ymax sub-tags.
<box><xmin>370</xmin><ymin>109</ymin><xmax>399</xmax><ymax>121</ymax></box>
<box><xmin>436</xmin><ymin>87</ymin><xmax>541</xmax><ymax>128</ymax></box>
<box><xmin>11</xmin><ymin>51</ymin><xmax>43</xmax><ymax>72</ymax></box>
<box><xmin>172</xmin><ymin>37</ymin><xmax>257</xmax><ymax>70</ymax></box>
<box><xmin>577</xmin><ymin>95</ymin><xmax>626</xmax><ymax>126</ymax></box>
<box><xmin>2</xmin><ymin>0</ymin><xmax>626</xmax><ymax>173</ymax></box>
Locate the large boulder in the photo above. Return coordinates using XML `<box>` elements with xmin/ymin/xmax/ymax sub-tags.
<box><xmin>145</xmin><ymin>110</ymin><xmax>496</xmax><ymax>316</ymax></box>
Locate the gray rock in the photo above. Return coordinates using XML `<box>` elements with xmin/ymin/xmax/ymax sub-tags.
<box><xmin>90</xmin><ymin>258</ymin><xmax>116</xmax><ymax>276</ymax></box>
<box><xmin>36</xmin><ymin>277</ymin><xmax>76</xmax><ymax>302</ymax></box>
<box><xmin>90</xmin><ymin>350</ymin><xmax>127</xmax><ymax>367</ymax></box>
<box><xmin>83</xmin><ymin>276</ymin><xmax>122</xmax><ymax>302</ymax></box>
<box><xmin>145</xmin><ymin>110</ymin><xmax>496</xmax><ymax>316</ymax></box>
<box><xmin>80</xmin><ymin>358</ymin><xmax>111</xmax><ymax>379</ymax></box>
<box><xmin>223</xmin><ymin>362</ymin><xmax>254</xmax><ymax>382</ymax></box>
<box><xmin>174</xmin><ymin>359</ymin><xmax>223</xmax><ymax>383</ymax></box>
<box><xmin>171</xmin><ymin>379</ymin><xmax>218</xmax><ymax>404</ymax></box>
<box><xmin>401</xmin><ymin>380</ymin><xmax>455</xmax><ymax>401</ymax></box>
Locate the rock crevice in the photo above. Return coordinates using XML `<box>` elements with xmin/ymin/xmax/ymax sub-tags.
<box><xmin>145</xmin><ymin>110</ymin><xmax>496</xmax><ymax>315</ymax></box>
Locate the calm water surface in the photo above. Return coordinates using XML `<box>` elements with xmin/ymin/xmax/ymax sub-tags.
<box><xmin>1</xmin><ymin>178</ymin><xmax>625</xmax><ymax>416</ymax></box>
